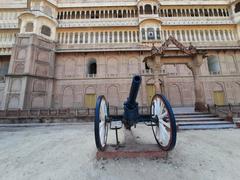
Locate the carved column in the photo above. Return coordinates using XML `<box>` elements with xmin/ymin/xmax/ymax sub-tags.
<box><xmin>146</xmin><ymin>55</ymin><xmax>163</xmax><ymax>94</ymax></box>
<box><xmin>187</xmin><ymin>54</ymin><xmax>207</xmax><ymax>112</ymax></box>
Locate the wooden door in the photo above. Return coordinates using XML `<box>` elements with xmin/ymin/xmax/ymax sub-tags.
<box><xmin>213</xmin><ymin>91</ymin><xmax>224</xmax><ymax>105</ymax></box>
<box><xmin>146</xmin><ymin>84</ymin><xmax>156</xmax><ymax>105</ymax></box>
<box><xmin>85</xmin><ymin>94</ymin><xmax>96</xmax><ymax>108</ymax></box>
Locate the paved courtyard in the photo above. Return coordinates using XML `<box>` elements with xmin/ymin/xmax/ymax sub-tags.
<box><xmin>0</xmin><ymin>123</ymin><xmax>239</xmax><ymax>180</ymax></box>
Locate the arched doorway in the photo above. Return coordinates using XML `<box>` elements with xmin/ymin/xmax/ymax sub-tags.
<box><xmin>62</xmin><ymin>86</ymin><xmax>74</xmax><ymax>108</ymax></box>
<box><xmin>84</xmin><ymin>86</ymin><xmax>96</xmax><ymax>108</ymax></box>
<box><xmin>212</xmin><ymin>83</ymin><xmax>225</xmax><ymax>105</ymax></box>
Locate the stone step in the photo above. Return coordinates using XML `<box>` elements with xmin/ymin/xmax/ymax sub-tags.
<box><xmin>175</xmin><ymin>114</ymin><xmax>217</xmax><ymax>118</ymax></box>
<box><xmin>176</xmin><ymin>118</ymin><xmax>223</xmax><ymax>122</ymax></box>
<box><xmin>176</xmin><ymin>117</ymin><xmax>225</xmax><ymax>121</ymax></box>
<box><xmin>177</xmin><ymin>121</ymin><xmax>232</xmax><ymax>126</ymax></box>
<box><xmin>178</xmin><ymin>124</ymin><xmax>236</xmax><ymax>130</ymax></box>
<box><xmin>174</xmin><ymin>112</ymin><xmax>210</xmax><ymax>116</ymax></box>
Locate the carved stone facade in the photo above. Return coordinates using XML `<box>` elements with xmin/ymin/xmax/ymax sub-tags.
<box><xmin>0</xmin><ymin>0</ymin><xmax>240</xmax><ymax>109</ymax></box>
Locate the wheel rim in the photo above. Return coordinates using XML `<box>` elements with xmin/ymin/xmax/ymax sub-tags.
<box><xmin>151</xmin><ymin>95</ymin><xmax>172</xmax><ymax>148</ymax></box>
<box><xmin>99</xmin><ymin>98</ymin><xmax>108</xmax><ymax>147</ymax></box>
<box><xmin>95</xmin><ymin>96</ymin><xmax>108</xmax><ymax>151</ymax></box>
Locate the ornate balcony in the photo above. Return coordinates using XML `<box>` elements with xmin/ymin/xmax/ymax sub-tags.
<box><xmin>58</xmin><ymin>18</ymin><xmax>139</xmax><ymax>28</ymax></box>
<box><xmin>161</xmin><ymin>16</ymin><xmax>233</xmax><ymax>26</ymax></box>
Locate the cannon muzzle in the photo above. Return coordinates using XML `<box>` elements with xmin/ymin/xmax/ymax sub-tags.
<box><xmin>126</xmin><ymin>75</ymin><xmax>142</xmax><ymax>108</ymax></box>
<box><xmin>123</xmin><ymin>75</ymin><xmax>142</xmax><ymax>129</ymax></box>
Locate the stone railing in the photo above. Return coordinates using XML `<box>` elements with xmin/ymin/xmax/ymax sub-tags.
<box><xmin>0</xmin><ymin>106</ymin><xmax>150</xmax><ymax>119</ymax></box>
<box><xmin>58</xmin><ymin>18</ymin><xmax>138</xmax><ymax>27</ymax></box>
<box><xmin>161</xmin><ymin>16</ymin><xmax>233</xmax><ymax>25</ymax></box>
<box><xmin>0</xmin><ymin>48</ymin><xmax>12</xmax><ymax>55</ymax></box>
<box><xmin>0</xmin><ymin>20</ymin><xmax>19</xmax><ymax>29</ymax></box>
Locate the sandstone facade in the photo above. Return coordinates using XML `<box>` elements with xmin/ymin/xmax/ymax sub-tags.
<box><xmin>0</xmin><ymin>0</ymin><xmax>240</xmax><ymax>109</ymax></box>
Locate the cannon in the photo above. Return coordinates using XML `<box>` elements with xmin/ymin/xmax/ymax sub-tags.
<box><xmin>94</xmin><ymin>75</ymin><xmax>177</xmax><ymax>151</ymax></box>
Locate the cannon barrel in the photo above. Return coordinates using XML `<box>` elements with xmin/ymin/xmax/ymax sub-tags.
<box><xmin>123</xmin><ymin>75</ymin><xmax>142</xmax><ymax>129</ymax></box>
<box><xmin>126</xmin><ymin>75</ymin><xmax>142</xmax><ymax>109</ymax></box>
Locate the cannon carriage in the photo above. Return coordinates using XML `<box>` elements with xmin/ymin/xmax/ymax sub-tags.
<box><xmin>94</xmin><ymin>75</ymin><xmax>177</xmax><ymax>152</ymax></box>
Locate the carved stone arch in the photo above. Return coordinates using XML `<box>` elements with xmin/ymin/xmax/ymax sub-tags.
<box><xmin>14</xmin><ymin>63</ymin><xmax>24</xmax><ymax>74</ymax></box>
<box><xmin>224</xmin><ymin>54</ymin><xmax>236</xmax><ymax>73</ymax></box>
<box><xmin>62</xmin><ymin>86</ymin><xmax>74</xmax><ymax>108</ymax></box>
<box><xmin>31</xmin><ymin>96</ymin><xmax>44</xmax><ymax>108</ymax></box>
<box><xmin>33</xmin><ymin>80</ymin><xmax>46</xmax><ymax>92</ymax></box>
<box><xmin>8</xmin><ymin>96</ymin><xmax>20</xmax><ymax>109</ymax></box>
<box><xmin>64</xmin><ymin>59</ymin><xmax>75</xmax><ymax>77</ymax></box>
<box><xmin>152</xmin><ymin>36</ymin><xmax>197</xmax><ymax>56</ymax></box>
<box><xmin>85</xmin><ymin>86</ymin><xmax>96</xmax><ymax>94</ymax></box>
<box><xmin>137</xmin><ymin>0</ymin><xmax>160</xmax><ymax>6</ymax></box>
<box><xmin>213</xmin><ymin>82</ymin><xmax>224</xmax><ymax>92</ymax></box>
<box><xmin>139</xmin><ymin>18</ymin><xmax>162</xmax><ymax>26</ymax></box>
<box><xmin>146</xmin><ymin>78</ymin><xmax>155</xmax><ymax>85</ymax></box>
<box><xmin>167</xmin><ymin>83</ymin><xmax>183</xmax><ymax>107</ymax></box>
<box><xmin>107</xmin><ymin>57</ymin><xmax>118</xmax><ymax>75</ymax></box>
<box><xmin>107</xmin><ymin>85</ymin><xmax>119</xmax><ymax>107</ymax></box>
<box><xmin>128</xmin><ymin>56</ymin><xmax>139</xmax><ymax>74</ymax></box>
<box><xmin>11</xmin><ymin>79</ymin><xmax>22</xmax><ymax>92</ymax></box>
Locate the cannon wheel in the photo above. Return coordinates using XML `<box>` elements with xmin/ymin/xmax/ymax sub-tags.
<box><xmin>94</xmin><ymin>96</ymin><xmax>109</xmax><ymax>151</ymax></box>
<box><xmin>151</xmin><ymin>94</ymin><xmax>177</xmax><ymax>151</ymax></box>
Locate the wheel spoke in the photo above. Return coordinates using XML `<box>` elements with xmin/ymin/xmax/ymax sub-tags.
<box><xmin>159</xmin><ymin>123</ymin><xmax>169</xmax><ymax>146</ymax></box>
<box><xmin>159</xmin><ymin>119</ymin><xmax>170</xmax><ymax>129</ymax></box>
<box><xmin>99</xmin><ymin>121</ymin><xmax>105</xmax><ymax>145</ymax></box>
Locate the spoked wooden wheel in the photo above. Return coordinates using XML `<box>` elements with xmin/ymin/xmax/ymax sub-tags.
<box><xmin>151</xmin><ymin>94</ymin><xmax>177</xmax><ymax>151</ymax></box>
<box><xmin>94</xmin><ymin>96</ymin><xmax>109</xmax><ymax>151</ymax></box>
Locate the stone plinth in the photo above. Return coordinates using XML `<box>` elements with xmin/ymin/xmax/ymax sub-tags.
<box><xmin>96</xmin><ymin>144</ymin><xmax>168</xmax><ymax>160</ymax></box>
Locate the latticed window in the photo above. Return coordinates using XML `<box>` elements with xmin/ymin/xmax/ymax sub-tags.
<box><xmin>141</xmin><ymin>29</ymin><xmax>145</xmax><ymax>40</ymax></box>
<box><xmin>25</xmin><ymin>22</ymin><xmax>33</xmax><ymax>32</ymax></box>
<box><xmin>145</xmin><ymin>4</ymin><xmax>152</xmax><ymax>14</ymax></box>
<box><xmin>41</xmin><ymin>25</ymin><xmax>51</xmax><ymax>37</ymax></box>
<box><xmin>0</xmin><ymin>60</ymin><xmax>9</xmax><ymax>81</ymax></box>
<box><xmin>90</xmin><ymin>32</ymin><xmax>94</xmax><ymax>43</ymax></box>
<box><xmin>235</xmin><ymin>3</ymin><xmax>240</xmax><ymax>13</ymax></box>
<box><xmin>109</xmin><ymin>32</ymin><xmax>112</xmax><ymax>43</ymax></box>
<box><xmin>85</xmin><ymin>32</ymin><xmax>88</xmax><ymax>43</ymax></box>
<box><xmin>147</xmin><ymin>28</ymin><xmax>155</xmax><ymax>40</ymax></box>
<box><xmin>124</xmin><ymin>31</ymin><xmax>128</xmax><ymax>42</ymax></box>
<box><xmin>114</xmin><ymin>31</ymin><xmax>118</xmax><ymax>42</ymax></box>
<box><xmin>156</xmin><ymin>28</ymin><xmax>160</xmax><ymax>40</ymax></box>
<box><xmin>74</xmin><ymin>32</ymin><xmax>78</xmax><ymax>43</ymax></box>
<box><xmin>105</xmin><ymin>32</ymin><xmax>108</xmax><ymax>43</ymax></box>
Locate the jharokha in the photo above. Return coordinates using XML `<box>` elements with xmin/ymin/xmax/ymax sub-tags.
<box><xmin>0</xmin><ymin>0</ymin><xmax>240</xmax><ymax>111</ymax></box>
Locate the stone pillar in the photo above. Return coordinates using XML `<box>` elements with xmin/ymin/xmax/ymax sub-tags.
<box><xmin>187</xmin><ymin>54</ymin><xmax>207</xmax><ymax>112</ymax></box>
<box><xmin>146</xmin><ymin>55</ymin><xmax>162</xmax><ymax>94</ymax></box>
<box><xmin>2</xmin><ymin>34</ymin><xmax>56</xmax><ymax>110</ymax></box>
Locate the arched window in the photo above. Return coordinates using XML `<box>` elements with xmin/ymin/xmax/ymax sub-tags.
<box><xmin>207</xmin><ymin>55</ymin><xmax>221</xmax><ymax>74</ymax></box>
<box><xmin>145</xmin><ymin>4</ymin><xmax>152</xmax><ymax>14</ymax></box>
<box><xmin>147</xmin><ymin>28</ymin><xmax>155</xmax><ymax>40</ymax></box>
<box><xmin>235</xmin><ymin>3</ymin><xmax>240</xmax><ymax>13</ymax></box>
<box><xmin>25</xmin><ymin>22</ymin><xmax>33</xmax><ymax>32</ymax></box>
<box><xmin>156</xmin><ymin>28</ymin><xmax>160</xmax><ymax>40</ymax></box>
<box><xmin>141</xmin><ymin>28</ymin><xmax>146</xmax><ymax>40</ymax></box>
<box><xmin>41</xmin><ymin>25</ymin><xmax>51</xmax><ymax>37</ymax></box>
<box><xmin>154</xmin><ymin>6</ymin><xmax>157</xmax><ymax>14</ymax></box>
<box><xmin>88</xmin><ymin>59</ymin><xmax>97</xmax><ymax>75</ymax></box>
